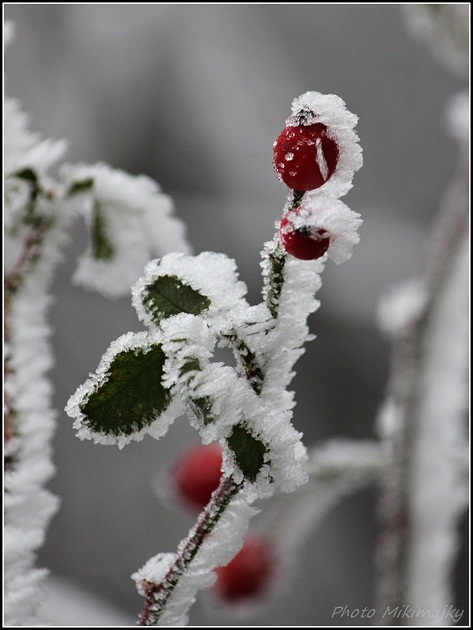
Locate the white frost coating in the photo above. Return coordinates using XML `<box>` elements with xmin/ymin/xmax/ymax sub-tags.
<box><xmin>407</xmin><ymin>233</ymin><xmax>469</xmax><ymax>615</ymax></box>
<box><xmin>144</xmin><ymin>489</ymin><xmax>259</xmax><ymax>626</ymax></box>
<box><xmin>62</xmin><ymin>162</ymin><xmax>191</xmax><ymax>298</ymax></box>
<box><xmin>4</xmin><ymin>67</ymin><xmax>74</xmax><ymax>622</ymax></box>
<box><xmin>377</xmin><ymin>278</ymin><xmax>427</xmax><ymax>339</ymax></box>
<box><xmin>132</xmin><ymin>251</ymin><xmax>247</xmax><ymax>328</ymax></box>
<box><xmin>160</xmin><ymin>313</ymin><xmax>308</xmax><ymax>494</ymax></box>
<box><xmin>133</xmin><ymin>553</ymin><xmax>178</xmax><ymax>597</ymax></box>
<box><xmin>65</xmin><ymin>331</ymin><xmax>184</xmax><ymax>448</ymax></box>
<box><xmin>280</xmin><ymin>197</ymin><xmax>363</xmax><ymax>264</ymax></box>
<box><xmin>287</xmin><ymin>91</ymin><xmax>363</xmax><ymax>198</ymax></box>
<box><xmin>261</xmin><ymin>241</ymin><xmax>322</xmax><ymax>410</ymax></box>
<box><xmin>4</xmin><ymin>214</ymin><xmax>72</xmax><ymax>625</ymax></box>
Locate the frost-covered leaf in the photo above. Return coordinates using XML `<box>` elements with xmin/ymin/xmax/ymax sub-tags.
<box><xmin>133</xmin><ymin>252</ymin><xmax>247</xmax><ymax>328</ymax></box>
<box><xmin>141</xmin><ymin>275</ymin><xmax>211</xmax><ymax>327</ymax></box>
<box><xmin>227</xmin><ymin>424</ymin><xmax>268</xmax><ymax>482</ymax></box>
<box><xmin>82</xmin><ymin>345</ymin><xmax>170</xmax><ymax>437</ymax></box>
<box><xmin>61</xmin><ymin>163</ymin><xmax>191</xmax><ymax>298</ymax></box>
<box><xmin>65</xmin><ymin>332</ymin><xmax>179</xmax><ymax>446</ymax></box>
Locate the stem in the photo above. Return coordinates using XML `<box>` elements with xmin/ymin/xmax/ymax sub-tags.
<box><xmin>265</xmin><ymin>246</ymin><xmax>287</xmax><ymax>319</ymax></box>
<box><xmin>4</xmin><ymin>213</ymin><xmax>52</xmax><ymax>458</ymax></box>
<box><xmin>222</xmin><ymin>331</ymin><xmax>265</xmax><ymax>394</ymax></box>
<box><xmin>138</xmin><ymin>477</ymin><xmax>242</xmax><ymax>626</ymax></box>
<box><xmin>292</xmin><ymin>189</ymin><xmax>305</xmax><ymax>208</ymax></box>
<box><xmin>376</xmin><ymin>155</ymin><xmax>468</xmax><ymax>622</ymax></box>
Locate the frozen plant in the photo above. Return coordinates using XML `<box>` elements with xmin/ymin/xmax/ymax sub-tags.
<box><xmin>376</xmin><ymin>6</ymin><xmax>469</xmax><ymax>624</ymax></box>
<box><xmin>3</xmin><ymin>23</ymin><xmax>190</xmax><ymax>626</ymax></box>
<box><xmin>66</xmin><ymin>90</ymin><xmax>364</xmax><ymax>625</ymax></box>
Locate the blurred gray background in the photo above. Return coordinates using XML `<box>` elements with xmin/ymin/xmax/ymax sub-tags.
<box><xmin>4</xmin><ymin>4</ymin><xmax>468</xmax><ymax>626</ymax></box>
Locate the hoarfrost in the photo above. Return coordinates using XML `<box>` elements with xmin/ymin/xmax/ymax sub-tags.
<box><xmin>133</xmin><ymin>251</ymin><xmax>247</xmax><ymax>328</ymax></box>
<box><xmin>133</xmin><ymin>553</ymin><xmax>178</xmax><ymax>597</ymax></box>
<box><xmin>159</xmin><ymin>311</ymin><xmax>308</xmax><ymax>495</ymax></box>
<box><xmin>65</xmin><ymin>331</ymin><xmax>184</xmax><ymax>448</ymax></box>
<box><xmin>137</xmin><ymin>488</ymin><xmax>259</xmax><ymax>626</ymax></box>
<box><xmin>62</xmin><ymin>163</ymin><xmax>191</xmax><ymax>298</ymax></box>
<box><xmin>4</xmin><ymin>214</ymin><xmax>70</xmax><ymax>625</ymax></box>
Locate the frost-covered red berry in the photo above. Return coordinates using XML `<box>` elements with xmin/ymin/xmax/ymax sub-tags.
<box><xmin>214</xmin><ymin>536</ymin><xmax>276</xmax><ymax>602</ymax></box>
<box><xmin>172</xmin><ymin>443</ymin><xmax>223</xmax><ymax>511</ymax></box>
<box><xmin>279</xmin><ymin>212</ymin><xmax>330</xmax><ymax>260</ymax></box>
<box><xmin>273</xmin><ymin>123</ymin><xmax>339</xmax><ymax>191</ymax></box>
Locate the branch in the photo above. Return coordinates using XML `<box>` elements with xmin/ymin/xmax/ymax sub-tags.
<box><xmin>376</xmin><ymin>147</ymin><xmax>469</xmax><ymax>623</ymax></box>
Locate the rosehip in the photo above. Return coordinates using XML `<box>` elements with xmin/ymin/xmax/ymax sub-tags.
<box><xmin>273</xmin><ymin>123</ymin><xmax>339</xmax><ymax>191</ymax></box>
<box><xmin>279</xmin><ymin>212</ymin><xmax>330</xmax><ymax>260</ymax></box>
<box><xmin>172</xmin><ymin>443</ymin><xmax>223</xmax><ymax>511</ymax></box>
<box><xmin>214</xmin><ymin>536</ymin><xmax>276</xmax><ymax>602</ymax></box>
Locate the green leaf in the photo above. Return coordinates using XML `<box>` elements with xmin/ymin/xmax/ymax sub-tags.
<box><xmin>227</xmin><ymin>424</ymin><xmax>268</xmax><ymax>482</ymax></box>
<box><xmin>81</xmin><ymin>344</ymin><xmax>171</xmax><ymax>436</ymax></box>
<box><xmin>91</xmin><ymin>203</ymin><xmax>114</xmax><ymax>260</ymax></box>
<box><xmin>68</xmin><ymin>177</ymin><xmax>94</xmax><ymax>195</ymax></box>
<box><xmin>141</xmin><ymin>275</ymin><xmax>211</xmax><ymax>326</ymax></box>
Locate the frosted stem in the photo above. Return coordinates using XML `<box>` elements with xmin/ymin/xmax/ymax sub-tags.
<box><xmin>265</xmin><ymin>246</ymin><xmax>287</xmax><ymax>319</ymax></box>
<box><xmin>376</xmin><ymin>154</ymin><xmax>468</xmax><ymax>624</ymax></box>
<box><xmin>4</xmin><ymin>214</ymin><xmax>52</xmax><ymax>454</ymax></box>
<box><xmin>138</xmin><ymin>477</ymin><xmax>242</xmax><ymax>626</ymax></box>
<box><xmin>223</xmin><ymin>331</ymin><xmax>265</xmax><ymax>394</ymax></box>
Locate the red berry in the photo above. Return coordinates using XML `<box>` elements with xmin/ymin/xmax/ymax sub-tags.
<box><xmin>279</xmin><ymin>212</ymin><xmax>330</xmax><ymax>260</ymax></box>
<box><xmin>214</xmin><ymin>536</ymin><xmax>276</xmax><ymax>602</ymax></box>
<box><xmin>173</xmin><ymin>443</ymin><xmax>223</xmax><ymax>511</ymax></box>
<box><xmin>273</xmin><ymin>123</ymin><xmax>339</xmax><ymax>191</ymax></box>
